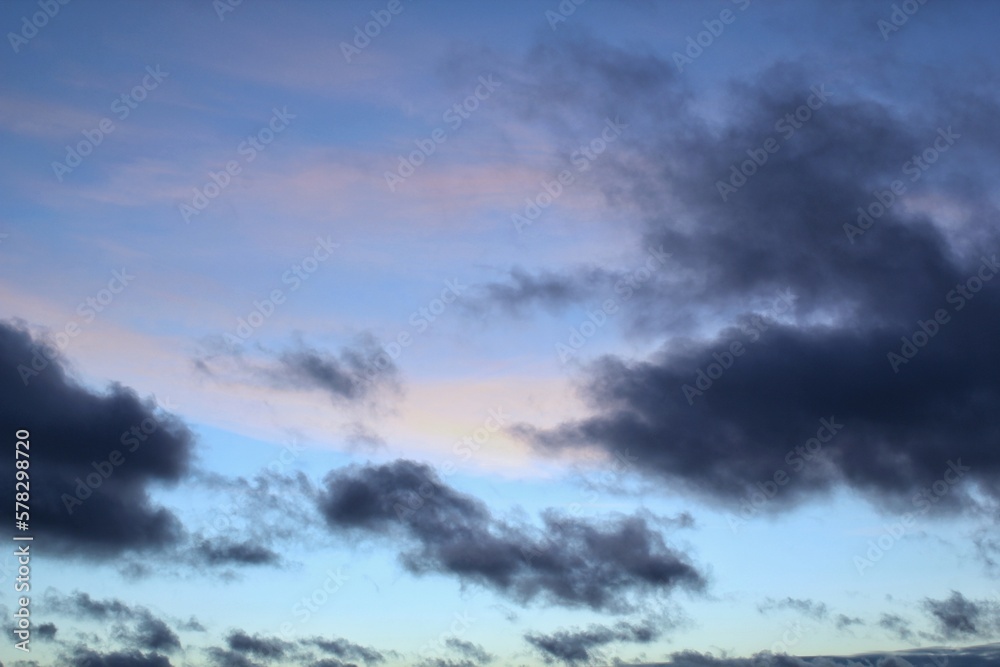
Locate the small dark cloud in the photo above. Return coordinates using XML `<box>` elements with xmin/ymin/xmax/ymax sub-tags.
<box><xmin>194</xmin><ymin>538</ymin><xmax>280</xmax><ymax>566</ymax></box>
<box><xmin>922</xmin><ymin>590</ymin><xmax>1000</xmax><ymax>640</ymax></box>
<box><xmin>466</xmin><ymin>267</ymin><xmax>610</xmax><ymax>319</ymax></box>
<box><xmin>0</xmin><ymin>321</ymin><xmax>194</xmax><ymax>556</ymax></box>
<box><xmin>130</xmin><ymin>613</ymin><xmax>182</xmax><ymax>653</ymax></box>
<box><xmin>445</xmin><ymin>638</ymin><xmax>494</xmax><ymax>664</ymax></box>
<box><xmin>879</xmin><ymin>613</ymin><xmax>915</xmax><ymax>642</ymax></box>
<box><xmin>37</xmin><ymin>622</ymin><xmax>57</xmax><ymax>640</ymax></box>
<box><xmin>195</xmin><ymin>335</ymin><xmax>401</xmax><ymax>406</ymax></box>
<box><xmin>226</xmin><ymin>630</ymin><xmax>291</xmax><ymax>659</ymax></box>
<box><xmin>834</xmin><ymin>614</ymin><xmax>863</xmax><ymax>631</ymax></box>
<box><xmin>46</xmin><ymin>591</ymin><xmax>181</xmax><ymax>653</ymax></box>
<box><xmin>70</xmin><ymin>650</ymin><xmax>174</xmax><ymax>667</ymax></box>
<box><xmin>206</xmin><ymin>648</ymin><xmax>264</xmax><ymax>667</ymax></box>
<box><xmin>49</xmin><ymin>591</ymin><xmax>131</xmax><ymax>619</ymax></box>
<box><xmin>304</xmin><ymin>637</ymin><xmax>385</xmax><ymax>665</ymax></box>
<box><xmin>178</xmin><ymin>616</ymin><xmax>207</xmax><ymax>632</ymax></box>
<box><xmin>318</xmin><ymin>460</ymin><xmax>704</xmax><ymax>612</ymax></box>
<box><xmin>525</xmin><ymin>619</ymin><xmax>662</xmax><ymax>665</ymax></box>
<box><xmin>757</xmin><ymin>597</ymin><xmax>828</xmax><ymax>620</ymax></box>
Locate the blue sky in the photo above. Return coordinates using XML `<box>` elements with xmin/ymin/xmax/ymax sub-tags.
<box><xmin>2</xmin><ymin>1</ymin><xmax>1000</xmax><ymax>667</ymax></box>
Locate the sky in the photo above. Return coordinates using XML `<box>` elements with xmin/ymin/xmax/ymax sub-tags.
<box><xmin>2</xmin><ymin>0</ymin><xmax>1000</xmax><ymax>666</ymax></box>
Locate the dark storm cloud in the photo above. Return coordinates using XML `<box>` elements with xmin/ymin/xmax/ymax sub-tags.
<box><xmin>757</xmin><ymin>597</ymin><xmax>828</xmax><ymax>620</ymax></box>
<box><xmin>444</xmin><ymin>638</ymin><xmax>494</xmax><ymax>664</ymax></box>
<box><xmin>304</xmin><ymin>637</ymin><xmax>385</xmax><ymax>664</ymax></box>
<box><xmin>0</xmin><ymin>321</ymin><xmax>194</xmax><ymax>555</ymax></box>
<box><xmin>525</xmin><ymin>619</ymin><xmax>663</xmax><ymax>665</ymax></box>
<box><xmin>480</xmin><ymin>38</ymin><xmax>1000</xmax><ymax>515</ymax></box>
<box><xmin>318</xmin><ymin>460</ymin><xmax>704</xmax><ymax>612</ymax></box>
<box><xmin>922</xmin><ymin>591</ymin><xmax>1000</xmax><ymax>640</ymax></box>
<box><xmin>226</xmin><ymin>630</ymin><xmax>291</xmax><ymax>659</ymax></box>
<box><xmin>37</xmin><ymin>622</ymin><xmax>57</xmax><ymax>640</ymax></box>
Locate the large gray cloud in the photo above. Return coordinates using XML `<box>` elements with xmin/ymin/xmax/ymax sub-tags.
<box><xmin>0</xmin><ymin>320</ymin><xmax>194</xmax><ymax>555</ymax></box>
<box><xmin>461</xmin><ymin>38</ymin><xmax>1000</xmax><ymax>517</ymax></box>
